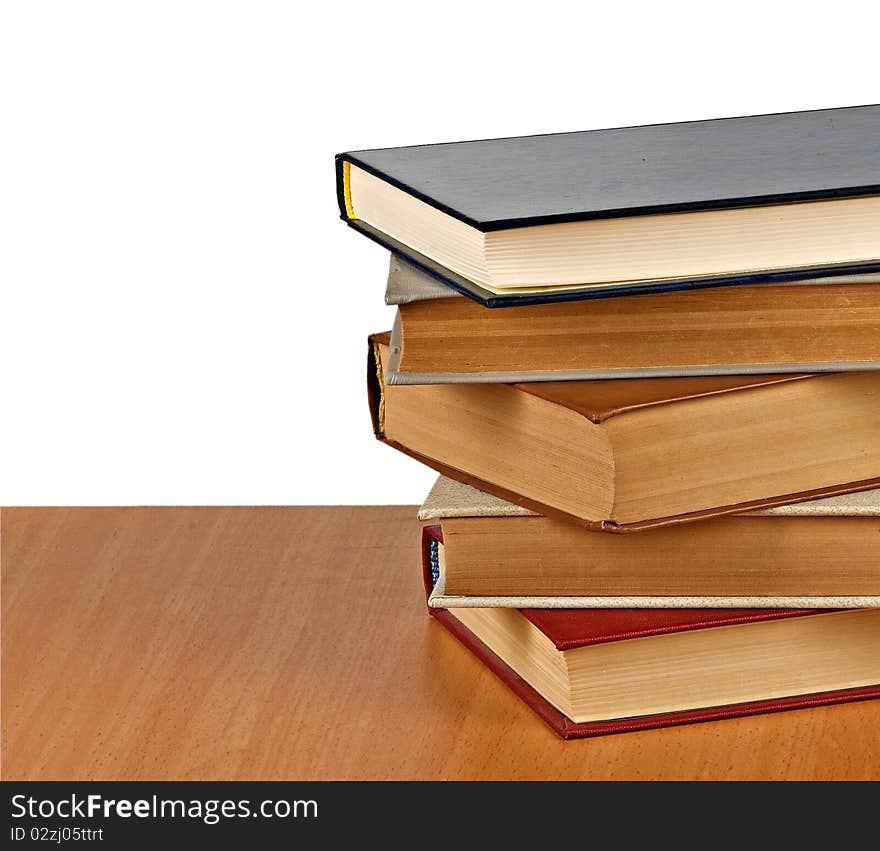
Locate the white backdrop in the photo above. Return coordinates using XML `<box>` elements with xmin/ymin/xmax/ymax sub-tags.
<box><xmin>2</xmin><ymin>1</ymin><xmax>877</xmax><ymax>505</ymax></box>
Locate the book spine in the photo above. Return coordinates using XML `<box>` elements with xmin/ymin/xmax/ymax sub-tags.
<box><xmin>334</xmin><ymin>155</ymin><xmax>352</xmax><ymax>221</ymax></box>
<box><xmin>420</xmin><ymin>525</ymin><xmax>443</xmax><ymax>598</ymax></box>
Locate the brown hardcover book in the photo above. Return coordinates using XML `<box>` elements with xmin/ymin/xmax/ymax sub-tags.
<box><xmin>386</xmin><ymin>257</ymin><xmax>880</xmax><ymax>383</ymax></box>
<box><xmin>421</xmin><ymin>476</ymin><xmax>880</xmax><ymax>605</ymax></box>
<box><xmin>368</xmin><ymin>333</ymin><xmax>880</xmax><ymax>532</ymax></box>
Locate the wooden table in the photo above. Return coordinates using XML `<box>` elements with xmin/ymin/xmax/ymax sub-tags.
<box><xmin>3</xmin><ymin>506</ymin><xmax>877</xmax><ymax>780</ymax></box>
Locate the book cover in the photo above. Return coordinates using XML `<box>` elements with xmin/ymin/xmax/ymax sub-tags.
<box><xmin>421</xmin><ymin>526</ymin><xmax>880</xmax><ymax>739</ymax></box>
<box><xmin>384</xmin><ymin>254</ymin><xmax>458</xmax><ymax>305</ymax></box>
<box><xmin>341</xmin><ymin>106</ymin><xmax>880</xmax><ymax>230</ymax></box>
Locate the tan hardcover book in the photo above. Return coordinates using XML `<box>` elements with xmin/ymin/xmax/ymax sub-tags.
<box><xmin>384</xmin><ymin>258</ymin><xmax>880</xmax><ymax>384</ymax></box>
<box><xmin>369</xmin><ymin>333</ymin><xmax>880</xmax><ymax>532</ymax></box>
<box><xmin>420</xmin><ymin>476</ymin><xmax>880</xmax><ymax>607</ymax></box>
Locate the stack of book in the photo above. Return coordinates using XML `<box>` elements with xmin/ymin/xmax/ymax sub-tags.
<box><xmin>336</xmin><ymin>105</ymin><xmax>880</xmax><ymax>738</ymax></box>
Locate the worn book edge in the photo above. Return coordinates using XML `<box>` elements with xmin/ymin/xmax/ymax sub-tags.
<box><xmin>418</xmin><ymin>475</ymin><xmax>880</xmax><ymax>521</ymax></box>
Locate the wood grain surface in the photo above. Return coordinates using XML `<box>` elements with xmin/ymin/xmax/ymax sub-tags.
<box><xmin>3</xmin><ymin>506</ymin><xmax>878</xmax><ymax>780</ymax></box>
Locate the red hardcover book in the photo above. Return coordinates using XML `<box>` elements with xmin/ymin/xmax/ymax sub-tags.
<box><xmin>421</xmin><ymin>526</ymin><xmax>880</xmax><ymax>738</ymax></box>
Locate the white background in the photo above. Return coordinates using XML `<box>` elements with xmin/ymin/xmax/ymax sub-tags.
<box><xmin>1</xmin><ymin>1</ymin><xmax>877</xmax><ymax>505</ymax></box>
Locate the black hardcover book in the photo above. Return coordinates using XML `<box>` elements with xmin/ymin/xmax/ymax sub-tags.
<box><xmin>336</xmin><ymin>105</ymin><xmax>880</xmax><ymax>306</ymax></box>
